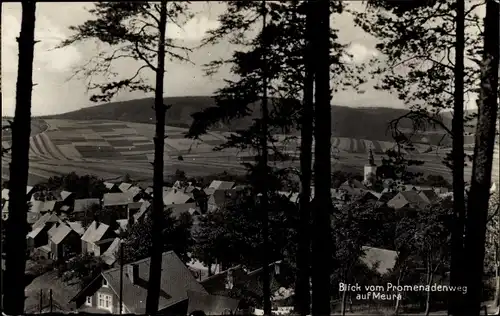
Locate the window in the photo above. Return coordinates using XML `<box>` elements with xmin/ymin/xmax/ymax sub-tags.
<box><xmin>102</xmin><ymin>278</ymin><xmax>108</xmax><ymax>288</ymax></box>
<box><xmin>97</xmin><ymin>293</ymin><xmax>113</xmax><ymax>312</ymax></box>
<box><xmin>85</xmin><ymin>296</ymin><xmax>92</xmax><ymax>307</ymax></box>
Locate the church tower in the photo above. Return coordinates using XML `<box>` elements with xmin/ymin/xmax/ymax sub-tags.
<box><xmin>364</xmin><ymin>146</ymin><xmax>377</xmax><ymax>185</ymax></box>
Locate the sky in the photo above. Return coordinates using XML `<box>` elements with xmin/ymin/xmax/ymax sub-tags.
<box><xmin>0</xmin><ymin>1</ymin><xmax>477</xmax><ymax>117</ymax></box>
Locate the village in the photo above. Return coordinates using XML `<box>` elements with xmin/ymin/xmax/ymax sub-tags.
<box><xmin>0</xmin><ymin>150</ymin><xmax>465</xmax><ymax>315</ymax></box>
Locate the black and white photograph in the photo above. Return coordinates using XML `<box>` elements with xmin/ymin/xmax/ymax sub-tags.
<box><xmin>1</xmin><ymin>1</ymin><xmax>499</xmax><ymax>315</ymax></box>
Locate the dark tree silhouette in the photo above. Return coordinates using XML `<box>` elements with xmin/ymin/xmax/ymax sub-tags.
<box><xmin>463</xmin><ymin>0</ymin><xmax>499</xmax><ymax>314</ymax></box>
<box><xmin>3</xmin><ymin>1</ymin><xmax>37</xmax><ymax>314</ymax></box>
<box><xmin>310</xmin><ymin>0</ymin><xmax>332</xmax><ymax>315</ymax></box>
<box><xmin>58</xmin><ymin>2</ymin><xmax>193</xmax><ymax>313</ymax></box>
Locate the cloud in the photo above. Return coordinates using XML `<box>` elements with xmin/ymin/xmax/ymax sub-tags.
<box><xmin>1</xmin><ymin>7</ymin><xmax>82</xmax><ymax>74</ymax></box>
<box><xmin>167</xmin><ymin>15</ymin><xmax>220</xmax><ymax>41</ymax></box>
<box><xmin>343</xmin><ymin>43</ymin><xmax>379</xmax><ymax>64</ymax></box>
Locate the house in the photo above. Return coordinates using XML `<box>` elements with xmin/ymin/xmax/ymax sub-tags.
<box><xmin>81</xmin><ymin>221</ymin><xmax>116</xmax><ymax>256</ymax></box>
<box><xmin>66</xmin><ymin>221</ymin><xmax>85</xmax><ymax>236</ymax></box>
<box><xmin>59</xmin><ymin>190</ymin><xmax>75</xmax><ymax>205</ymax></box>
<box><xmin>144</xmin><ymin>186</ymin><xmax>153</xmax><ymax>196</ymax></box>
<box><xmin>376</xmin><ymin>191</ymin><xmax>398</xmax><ymax>206</ymax></box>
<box><xmin>102</xmin><ymin>192</ymin><xmax>134</xmax><ymax>219</ymax></box>
<box><xmin>47</xmin><ymin>222</ymin><xmax>81</xmax><ymax>261</ymax></box>
<box><xmin>127</xmin><ymin>186</ymin><xmax>144</xmax><ymax>201</ymax></box>
<box><xmin>28</xmin><ymin>213</ymin><xmax>62</xmax><ymax>251</ymax></box>
<box><xmin>387</xmin><ymin>191</ymin><xmax>429</xmax><ymax>210</ymax></box>
<box><xmin>27</xmin><ymin>185</ymin><xmax>35</xmax><ymax>198</ymax></box>
<box><xmin>127</xmin><ymin>201</ymin><xmax>144</xmax><ymax>224</ymax></box>
<box><xmin>73</xmin><ymin>198</ymin><xmax>100</xmax><ymax>221</ymax></box>
<box><xmin>70</xmin><ymin>251</ymin><xmax>209</xmax><ymax>314</ymax></box>
<box><xmin>118</xmin><ymin>182</ymin><xmax>133</xmax><ymax>193</ymax></box>
<box><xmin>100</xmin><ymin>237</ymin><xmax>121</xmax><ymax>266</ymax></box>
<box><xmin>418</xmin><ymin>189</ymin><xmax>440</xmax><ymax>204</ymax></box>
<box><xmin>163</xmin><ymin>188</ymin><xmax>194</xmax><ymax>205</ymax></box>
<box><xmin>132</xmin><ymin>200</ymin><xmax>151</xmax><ymax>224</ymax></box>
<box><xmin>204</xmin><ymin>187</ymin><xmax>217</xmax><ymax>196</ymax></box>
<box><xmin>104</xmin><ymin>182</ymin><xmax>121</xmax><ymax>193</ymax></box>
<box><xmin>360</xmin><ymin>246</ymin><xmax>398</xmax><ymax>275</ymax></box>
<box><xmin>208</xmin><ymin>180</ymin><xmax>235</xmax><ymax>191</ymax></box>
<box><xmin>207</xmin><ymin>189</ymin><xmax>239</xmax><ymax>212</ymax></box>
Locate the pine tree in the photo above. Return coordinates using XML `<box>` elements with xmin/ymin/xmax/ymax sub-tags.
<box><xmin>463</xmin><ymin>0</ymin><xmax>499</xmax><ymax>313</ymax></box>
<box><xmin>57</xmin><ymin>3</ymin><xmax>193</xmax><ymax>313</ymax></box>
<box><xmin>3</xmin><ymin>1</ymin><xmax>37</xmax><ymax>314</ymax></box>
<box><xmin>310</xmin><ymin>1</ymin><xmax>333</xmax><ymax>314</ymax></box>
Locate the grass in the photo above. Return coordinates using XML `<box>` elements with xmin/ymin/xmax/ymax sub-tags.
<box><xmin>40</xmin><ymin>96</ymin><xmax>461</xmax><ymax>146</ymax></box>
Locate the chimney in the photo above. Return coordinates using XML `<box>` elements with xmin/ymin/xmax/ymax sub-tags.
<box><xmin>126</xmin><ymin>263</ymin><xmax>139</xmax><ymax>284</ymax></box>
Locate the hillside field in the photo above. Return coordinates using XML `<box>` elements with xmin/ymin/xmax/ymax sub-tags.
<box><xmin>40</xmin><ymin>96</ymin><xmax>478</xmax><ymax>147</ymax></box>
<box><xmin>2</xmin><ymin>118</ymin><xmax>492</xmax><ymax>187</ymax></box>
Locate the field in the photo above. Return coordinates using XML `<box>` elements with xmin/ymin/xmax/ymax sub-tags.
<box><xmin>1</xmin><ymin>118</ymin><xmax>498</xmax><ymax>186</ymax></box>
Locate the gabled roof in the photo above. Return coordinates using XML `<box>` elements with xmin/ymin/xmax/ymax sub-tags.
<box><xmin>81</xmin><ymin>221</ymin><xmax>111</xmax><ymax>244</ymax></box>
<box><xmin>50</xmin><ymin>223</ymin><xmax>73</xmax><ymax>245</ymax></box>
<box><xmin>133</xmin><ymin>201</ymin><xmax>151</xmax><ymax>222</ymax></box>
<box><xmin>127</xmin><ymin>186</ymin><xmax>142</xmax><ymax>198</ymax></box>
<box><xmin>60</xmin><ymin>190</ymin><xmax>73</xmax><ymax>201</ymax></box>
<box><xmin>32</xmin><ymin>213</ymin><xmax>60</xmax><ymax>230</ymax></box>
<box><xmin>66</xmin><ymin>221</ymin><xmax>85</xmax><ymax>236</ymax></box>
<box><xmin>418</xmin><ymin>189</ymin><xmax>439</xmax><ymax>204</ymax></box>
<box><xmin>360</xmin><ymin>246</ymin><xmax>398</xmax><ymax>275</ymax></box>
<box><xmin>102</xmin><ymin>192</ymin><xmax>134</xmax><ymax>207</ymax></box>
<box><xmin>209</xmin><ymin>189</ymin><xmax>239</xmax><ymax>208</ymax></box>
<box><xmin>100</xmin><ymin>238</ymin><xmax>121</xmax><ymax>266</ymax></box>
<box><xmin>27</xmin><ymin>212</ymin><xmax>41</xmax><ymax>225</ymax></box>
<box><xmin>99</xmin><ymin>251</ymin><xmax>208</xmax><ymax>314</ymax></box>
<box><xmin>163</xmin><ymin>189</ymin><xmax>192</xmax><ymax>205</ymax></box>
<box><xmin>103</xmin><ymin>182</ymin><xmax>116</xmax><ymax>190</ymax></box>
<box><xmin>118</xmin><ymin>182</ymin><xmax>133</xmax><ymax>193</ymax></box>
<box><xmin>73</xmin><ymin>198</ymin><xmax>100</xmax><ymax>213</ymax></box>
<box><xmin>387</xmin><ymin>191</ymin><xmax>428</xmax><ymax>210</ymax></box>
<box><xmin>27</xmin><ymin>186</ymin><xmax>34</xmax><ymax>195</ymax></box>
<box><xmin>204</xmin><ymin>187</ymin><xmax>217</xmax><ymax>196</ymax></box>
<box><xmin>27</xmin><ymin>226</ymin><xmax>45</xmax><ymax>239</ymax></box>
<box><xmin>208</xmin><ymin>180</ymin><xmax>235</xmax><ymax>191</ymax></box>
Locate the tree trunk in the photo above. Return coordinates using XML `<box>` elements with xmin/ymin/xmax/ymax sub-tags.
<box><xmin>259</xmin><ymin>1</ymin><xmax>271</xmax><ymax>314</ymax></box>
<box><xmin>3</xmin><ymin>2</ymin><xmax>36</xmax><ymax>314</ymax></box>
<box><xmin>295</xmin><ymin>1</ymin><xmax>314</xmax><ymax>315</ymax></box>
<box><xmin>145</xmin><ymin>1</ymin><xmax>167</xmax><ymax>314</ymax></box>
<box><xmin>311</xmin><ymin>0</ymin><xmax>332</xmax><ymax>315</ymax></box>
<box><xmin>463</xmin><ymin>0</ymin><xmax>499</xmax><ymax>314</ymax></box>
<box><xmin>449</xmin><ymin>0</ymin><xmax>466</xmax><ymax>314</ymax></box>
